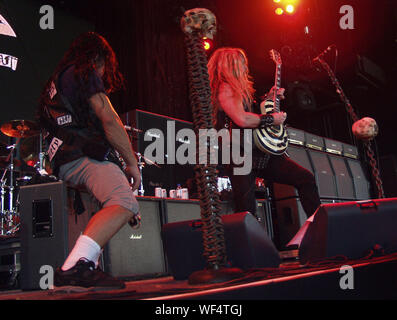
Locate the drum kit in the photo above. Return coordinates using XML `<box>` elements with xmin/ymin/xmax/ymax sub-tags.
<box><xmin>0</xmin><ymin>119</ymin><xmax>46</xmax><ymax>237</ymax></box>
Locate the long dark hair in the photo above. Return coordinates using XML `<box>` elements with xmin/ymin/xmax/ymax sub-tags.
<box><xmin>38</xmin><ymin>31</ymin><xmax>124</xmax><ymax>110</ymax></box>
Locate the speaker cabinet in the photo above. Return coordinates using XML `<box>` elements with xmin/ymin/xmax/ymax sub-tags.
<box><xmin>299</xmin><ymin>198</ymin><xmax>397</xmax><ymax>263</ymax></box>
<box><xmin>287</xmin><ymin>145</ymin><xmax>314</xmax><ymax>173</ymax></box>
<box><xmin>165</xmin><ymin>199</ymin><xmax>202</xmax><ymax>223</ymax></box>
<box><xmin>346</xmin><ymin>158</ymin><xmax>371</xmax><ymax>200</ymax></box>
<box><xmin>307</xmin><ymin>149</ymin><xmax>338</xmax><ymax>199</ymax></box>
<box><xmin>19</xmin><ymin>182</ymin><xmax>101</xmax><ymax>290</ymax></box>
<box><xmin>103</xmin><ymin>197</ymin><xmax>167</xmax><ymax>278</ymax></box>
<box><xmin>162</xmin><ymin>212</ymin><xmax>281</xmax><ymax>280</ymax></box>
<box><xmin>19</xmin><ymin>181</ymin><xmax>69</xmax><ymax>290</ymax></box>
<box><xmin>165</xmin><ymin>199</ymin><xmax>234</xmax><ymax>224</ymax></box>
<box><xmin>328</xmin><ymin>154</ymin><xmax>355</xmax><ymax>200</ymax></box>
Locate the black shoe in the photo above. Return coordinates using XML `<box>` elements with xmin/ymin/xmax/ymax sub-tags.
<box><xmin>54</xmin><ymin>258</ymin><xmax>125</xmax><ymax>290</ymax></box>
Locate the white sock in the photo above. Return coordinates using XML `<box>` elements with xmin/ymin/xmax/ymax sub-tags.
<box><xmin>61</xmin><ymin>235</ymin><xmax>101</xmax><ymax>271</ymax></box>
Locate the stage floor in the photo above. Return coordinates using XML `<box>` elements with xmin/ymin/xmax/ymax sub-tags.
<box><xmin>1</xmin><ymin>251</ymin><xmax>397</xmax><ymax>300</ymax></box>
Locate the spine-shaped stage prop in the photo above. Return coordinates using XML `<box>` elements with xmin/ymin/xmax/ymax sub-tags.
<box><xmin>180</xmin><ymin>8</ymin><xmax>243</xmax><ymax>284</ymax></box>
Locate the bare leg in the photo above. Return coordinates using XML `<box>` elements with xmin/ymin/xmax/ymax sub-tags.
<box><xmin>83</xmin><ymin>205</ymin><xmax>134</xmax><ymax>248</ymax></box>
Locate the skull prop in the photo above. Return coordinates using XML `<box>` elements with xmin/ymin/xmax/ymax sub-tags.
<box><xmin>180</xmin><ymin>8</ymin><xmax>216</xmax><ymax>39</ymax></box>
<box><xmin>352</xmin><ymin>117</ymin><xmax>379</xmax><ymax>141</ymax></box>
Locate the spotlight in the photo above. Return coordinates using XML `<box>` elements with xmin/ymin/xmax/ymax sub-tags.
<box><xmin>275</xmin><ymin>7</ymin><xmax>284</xmax><ymax>15</ymax></box>
<box><xmin>286</xmin><ymin>4</ymin><xmax>295</xmax><ymax>13</ymax></box>
<box><xmin>203</xmin><ymin>37</ymin><xmax>213</xmax><ymax>51</ymax></box>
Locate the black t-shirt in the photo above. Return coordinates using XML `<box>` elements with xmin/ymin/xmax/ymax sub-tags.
<box><xmin>44</xmin><ymin>65</ymin><xmax>110</xmax><ymax>172</ymax></box>
<box><xmin>59</xmin><ymin>65</ymin><xmax>106</xmax><ymax>106</ymax></box>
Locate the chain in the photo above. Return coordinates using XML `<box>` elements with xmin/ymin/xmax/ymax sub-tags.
<box><xmin>314</xmin><ymin>57</ymin><xmax>385</xmax><ymax>199</ymax></box>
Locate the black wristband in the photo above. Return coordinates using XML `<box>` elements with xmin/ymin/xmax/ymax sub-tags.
<box><xmin>259</xmin><ymin>114</ymin><xmax>274</xmax><ymax>128</ymax></box>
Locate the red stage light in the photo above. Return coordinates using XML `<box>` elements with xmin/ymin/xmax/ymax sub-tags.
<box><xmin>203</xmin><ymin>37</ymin><xmax>212</xmax><ymax>51</ymax></box>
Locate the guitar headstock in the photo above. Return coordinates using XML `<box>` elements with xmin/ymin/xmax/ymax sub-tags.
<box><xmin>269</xmin><ymin>49</ymin><xmax>282</xmax><ymax>66</ymax></box>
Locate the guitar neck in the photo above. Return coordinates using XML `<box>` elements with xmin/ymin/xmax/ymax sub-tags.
<box><xmin>272</xmin><ymin>64</ymin><xmax>282</xmax><ymax>113</ymax></box>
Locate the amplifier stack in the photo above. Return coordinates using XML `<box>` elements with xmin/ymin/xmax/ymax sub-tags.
<box><xmin>273</xmin><ymin>127</ymin><xmax>371</xmax><ymax>249</ymax></box>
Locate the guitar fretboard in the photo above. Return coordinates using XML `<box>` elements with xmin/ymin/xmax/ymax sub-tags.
<box><xmin>273</xmin><ymin>64</ymin><xmax>282</xmax><ymax>113</ymax></box>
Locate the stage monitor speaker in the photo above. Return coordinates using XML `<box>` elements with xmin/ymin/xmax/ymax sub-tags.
<box><xmin>161</xmin><ymin>212</ymin><xmax>281</xmax><ymax>280</ymax></box>
<box><xmin>328</xmin><ymin>154</ymin><xmax>355</xmax><ymax>200</ymax></box>
<box><xmin>19</xmin><ymin>181</ymin><xmax>68</xmax><ymax>290</ymax></box>
<box><xmin>345</xmin><ymin>158</ymin><xmax>371</xmax><ymax>200</ymax></box>
<box><xmin>307</xmin><ymin>149</ymin><xmax>338</xmax><ymax>199</ymax></box>
<box><xmin>103</xmin><ymin>197</ymin><xmax>167</xmax><ymax>278</ymax></box>
<box><xmin>299</xmin><ymin>198</ymin><xmax>397</xmax><ymax>264</ymax></box>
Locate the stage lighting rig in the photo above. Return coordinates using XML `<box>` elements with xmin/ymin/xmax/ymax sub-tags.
<box><xmin>272</xmin><ymin>0</ymin><xmax>299</xmax><ymax>16</ymax></box>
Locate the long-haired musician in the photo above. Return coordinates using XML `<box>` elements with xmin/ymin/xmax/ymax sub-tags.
<box><xmin>208</xmin><ymin>47</ymin><xmax>320</xmax><ymax>223</ymax></box>
<box><xmin>37</xmin><ymin>32</ymin><xmax>140</xmax><ymax>290</ymax></box>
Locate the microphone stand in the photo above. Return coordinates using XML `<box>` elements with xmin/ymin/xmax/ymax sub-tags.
<box><xmin>135</xmin><ymin>152</ymin><xmax>145</xmax><ymax>196</ymax></box>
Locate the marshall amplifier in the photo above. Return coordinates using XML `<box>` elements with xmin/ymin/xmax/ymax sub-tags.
<box><xmin>103</xmin><ymin>197</ymin><xmax>167</xmax><ymax>278</ymax></box>
<box><xmin>304</xmin><ymin>132</ymin><xmax>324</xmax><ymax>151</ymax></box>
<box><xmin>306</xmin><ymin>149</ymin><xmax>338</xmax><ymax>199</ymax></box>
<box><xmin>346</xmin><ymin>158</ymin><xmax>371</xmax><ymax>200</ymax></box>
<box><xmin>328</xmin><ymin>154</ymin><xmax>355</xmax><ymax>200</ymax></box>
<box><xmin>324</xmin><ymin>138</ymin><xmax>343</xmax><ymax>156</ymax></box>
<box><xmin>287</xmin><ymin>127</ymin><xmax>305</xmax><ymax>146</ymax></box>
<box><xmin>342</xmin><ymin>143</ymin><xmax>359</xmax><ymax>159</ymax></box>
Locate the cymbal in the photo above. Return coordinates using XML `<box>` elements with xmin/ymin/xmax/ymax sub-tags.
<box><xmin>1</xmin><ymin>120</ymin><xmax>39</xmax><ymax>138</ymax></box>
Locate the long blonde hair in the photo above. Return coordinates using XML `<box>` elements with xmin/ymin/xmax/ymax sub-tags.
<box><xmin>208</xmin><ymin>47</ymin><xmax>255</xmax><ymax>120</ymax></box>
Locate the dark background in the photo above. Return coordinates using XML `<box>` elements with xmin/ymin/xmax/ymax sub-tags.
<box><xmin>0</xmin><ymin>0</ymin><xmax>396</xmax><ymax>158</ymax></box>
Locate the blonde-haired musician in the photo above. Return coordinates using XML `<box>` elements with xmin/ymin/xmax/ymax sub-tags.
<box><xmin>208</xmin><ymin>47</ymin><xmax>320</xmax><ymax>226</ymax></box>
